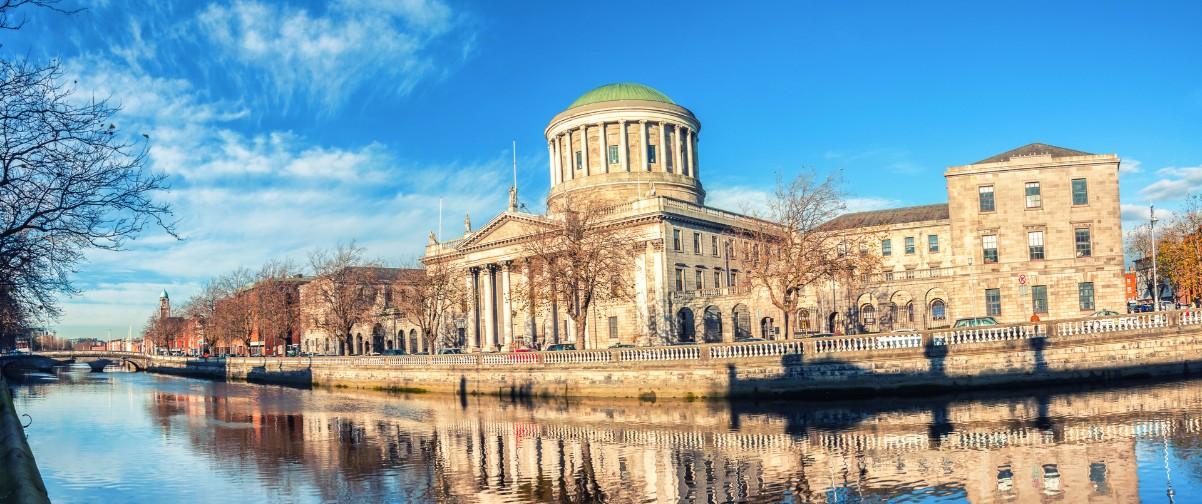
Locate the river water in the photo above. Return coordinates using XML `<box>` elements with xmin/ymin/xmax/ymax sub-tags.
<box><xmin>8</xmin><ymin>365</ymin><xmax>1202</xmax><ymax>503</ymax></box>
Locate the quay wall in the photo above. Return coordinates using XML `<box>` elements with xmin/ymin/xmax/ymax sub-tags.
<box><xmin>0</xmin><ymin>378</ymin><xmax>50</xmax><ymax>504</ymax></box>
<box><xmin>44</xmin><ymin>310</ymin><xmax>1202</xmax><ymax>400</ymax></box>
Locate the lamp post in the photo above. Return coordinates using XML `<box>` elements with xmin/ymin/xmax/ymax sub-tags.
<box><xmin>1151</xmin><ymin>204</ymin><xmax>1160</xmax><ymax>311</ymax></box>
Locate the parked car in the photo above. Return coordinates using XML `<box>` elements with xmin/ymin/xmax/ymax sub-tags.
<box><xmin>734</xmin><ymin>337</ymin><xmax>766</xmax><ymax>343</ymax></box>
<box><xmin>545</xmin><ymin>343</ymin><xmax>577</xmax><ymax>351</ymax></box>
<box><xmin>1092</xmin><ymin>309</ymin><xmax>1121</xmax><ymax>317</ymax></box>
<box><xmin>953</xmin><ymin>317</ymin><xmax>998</xmax><ymax>328</ymax></box>
<box><xmin>609</xmin><ymin>343</ymin><xmax>635</xmax><ymax>349</ymax></box>
<box><xmin>809</xmin><ymin>332</ymin><xmax>834</xmax><ymax>338</ymax></box>
<box><xmin>436</xmin><ymin>348</ymin><xmax>462</xmax><ymax>355</ymax></box>
<box><xmin>380</xmin><ymin>349</ymin><xmax>406</xmax><ymax>356</ymax></box>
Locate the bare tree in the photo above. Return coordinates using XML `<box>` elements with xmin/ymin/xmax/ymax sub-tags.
<box><xmin>208</xmin><ymin>268</ymin><xmax>255</xmax><ymax>355</ymax></box>
<box><xmin>142</xmin><ymin>312</ymin><xmax>183</xmax><ymax>351</ymax></box>
<box><xmin>741</xmin><ymin>172</ymin><xmax>879</xmax><ymax>337</ymax></box>
<box><xmin>306</xmin><ymin>243</ymin><xmax>381</xmax><ymax>355</ymax></box>
<box><xmin>396</xmin><ymin>258</ymin><xmax>464</xmax><ymax>352</ymax></box>
<box><xmin>252</xmin><ymin>259</ymin><xmax>304</xmax><ymax>354</ymax></box>
<box><xmin>518</xmin><ymin>195</ymin><xmax>634</xmax><ymax>349</ymax></box>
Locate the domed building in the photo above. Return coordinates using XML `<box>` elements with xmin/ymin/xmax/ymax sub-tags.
<box><xmin>423</xmin><ymin>83</ymin><xmax>773</xmax><ymax>351</ymax></box>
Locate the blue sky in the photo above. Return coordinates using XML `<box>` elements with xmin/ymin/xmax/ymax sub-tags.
<box><xmin>9</xmin><ymin>0</ymin><xmax>1202</xmax><ymax>338</ymax></box>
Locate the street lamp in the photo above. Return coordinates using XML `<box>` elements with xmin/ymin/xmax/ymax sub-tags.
<box><xmin>1151</xmin><ymin>204</ymin><xmax>1160</xmax><ymax>312</ymax></box>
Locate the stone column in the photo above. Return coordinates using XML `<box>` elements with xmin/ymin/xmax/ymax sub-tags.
<box><xmin>596</xmin><ymin>122</ymin><xmax>606</xmax><ymax>173</ymax></box>
<box><xmin>619</xmin><ymin>120</ymin><xmax>629</xmax><ymax>172</ymax></box>
<box><xmin>547</xmin><ymin>141</ymin><xmax>556</xmax><ymax>186</ymax></box>
<box><xmin>556</xmin><ymin>134</ymin><xmax>565</xmax><ymax>183</ymax></box>
<box><xmin>467</xmin><ymin>268</ymin><xmax>479</xmax><ymax>350</ymax></box>
<box><xmin>687</xmin><ymin>128</ymin><xmax>697</xmax><ymax>179</ymax></box>
<box><xmin>635</xmin><ymin>242</ymin><xmax>650</xmax><ymax>345</ymax></box>
<box><xmin>657</xmin><ymin>122</ymin><xmax>667</xmax><ymax>172</ymax></box>
<box><xmin>501</xmin><ymin>261</ymin><xmax>513</xmax><ymax>351</ymax></box>
<box><xmin>673</xmin><ymin>124</ymin><xmax>683</xmax><ymax>175</ymax></box>
<box><xmin>483</xmin><ymin>264</ymin><xmax>497</xmax><ymax>351</ymax></box>
<box><xmin>639</xmin><ymin>120</ymin><xmax>649</xmax><ymax>172</ymax></box>
<box><xmin>524</xmin><ymin>260</ymin><xmax>537</xmax><ymax>346</ymax></box>
<box><xmin>581</xmin><ymin>126</ymin><xmax>590</xmax><ymax>176</ymax></box>
<box><xmin>566</xmin><ymin>132</ymin><xmax>574</xmax><ymax>181</ymax></box>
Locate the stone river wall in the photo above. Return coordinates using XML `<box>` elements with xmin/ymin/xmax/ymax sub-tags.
<box><xmin>43</xmin><ymin>310</ymin><xmax>1202</xmax><ymax>400</ymax></box>
<box><xmin>0</xmin><ymin>377</ymin><xmax>50</xmax><ymax>504</ymax></box>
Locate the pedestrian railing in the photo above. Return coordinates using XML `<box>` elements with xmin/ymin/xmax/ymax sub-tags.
<box><xmin>708</xmin><ymin>340</ymin><xmax>803</xmax><ymax>359</ymax></box>
<box><xmin>1055</xmin><ymin>313</ymin><xmax>1169</xmax><ymax>336</ymax></box>
<box><xmin>932</xmin><ymin>324</ymin><xmax>1042</xmax><ymax>346</ymax></box>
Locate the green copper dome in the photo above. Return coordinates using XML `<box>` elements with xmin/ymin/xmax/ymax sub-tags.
<box><xmin>568</xmin><ymin>83</ymin><xmax>674</xmax><ymax>109</ymax></box>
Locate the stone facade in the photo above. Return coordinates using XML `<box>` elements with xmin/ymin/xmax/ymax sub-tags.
<box><xmin>298</xmin><ymin>267</ymin><xmax>425</xmax><ymax>356</ymax></box>
<box><xmin>424</xmin><ymin>83</ymin><xmax>1128</xmax><ymax>349</ymax></box>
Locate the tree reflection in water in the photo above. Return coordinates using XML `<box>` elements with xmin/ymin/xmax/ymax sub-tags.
<box><xmin>12</xmin><ymin>369</ymin><xmax>1202</xmax><ymax>503</ymax></box>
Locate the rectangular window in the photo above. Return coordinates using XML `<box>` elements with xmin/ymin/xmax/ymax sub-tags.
<box><xmin>1075</xmin><ymin>228</ymin><xmax>1092</xmax><ymax>257</ymax></box>
<box><xmin>730</xmin><ymin>271</ymin><xmax>738</xmax><ymax>288</ymax></box>
<box><xmin>982</xmin><ymin>234</ymin><xmax>998</xmax><ymax>263</ymax></box>
<box><xmin>675</xmin><ymin>269</ymin><xmax>684</xmax><ymax>291</ymax></box>
<box><xmin>1028</xmin><ymin>231</ymin><xmax>1045</xmax><ymax>260</ymax></box>
<box><xmin>1025</xmin><ymin>181</ymin><xmax>1042</xmax><ymax>208</ymax></box>
<box><xmin>673</xmin><ymin>229</ymin><xmax>681</xmax><ymax>251</ymax></box>
<box><xmin>693</xmin><ymin>232</ymin><xmax>702</xmax><ymax>254</ymax></box>
<box><xmin>986</xmin><ymin>288</ymin><xmax>1002</xmax><ymax>316</ymax></box>
<box><xmin>904</xmin><ymin>237</ymin><xmax>916</xmax><ymax>255</ymax></box>
<box><xmin>711</xmin><ymin>236</ymin><xmax>719</xmax><ymax>256</ymax></box>
<box><xmin>979</xmin><ymin>186</ymin><xmax>995</xmax><ymax>212</ymax></box>
<box><xmin>647</xmin><ymin>145</ymin><xmax>657</xmax><ymax>164</ymax></box>
<box><xmin>714</xmin><ymin>271</ymin><xmax>722</xmax><ymax>289</ymax></box>
<box><xmin>694</xmin><ymin>270</ymin><xmax>703</xmax><ymax>291</ymax></box>
<box><xmin>1079</xmin><ymin>282</ymin><xmax>1095</xmax><ymax>310</ymax></box>
<box><xmin>1032</xmin><ymin>285</ymin><xmax>1048</xmax><ymax>314</ymax></box>
<box><xmin>575</xmin><ymin>150</ymin><xmax>582</xmax><ymax>170</ymax></box>
<box><xmin>608</xmin><ymin>145</ymin><xmax>619</xmax><ymax>164</ymax></box>
<box><xmin>1072</xmin><ymin>178</ymin><xmax>1088</xmax><ymax>205</ymax></box>
<box><xmin>882</xmin><ymin>239</ymin><xmax>892</xmax><ymax>256</ymax></box>
<box><xmin>928</xmin><ymin>234</ymin><xmax>939</xmax><ymax>253</ymax></box>
<box><xmin>608</xmin><ymin>316</ymin><xmax>618</xmax><ymax>340</ymax></box>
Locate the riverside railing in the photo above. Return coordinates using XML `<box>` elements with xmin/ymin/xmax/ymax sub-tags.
<box><xmin>36</xmin><ymin>308</ymin><xmax>1202</xmax><ymax>368</ymax></box>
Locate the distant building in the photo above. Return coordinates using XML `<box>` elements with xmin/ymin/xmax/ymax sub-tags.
<box><xmin>299</xmin><ymin>268</ymin><xmax>424</xmax><ymax>356</ymax></box>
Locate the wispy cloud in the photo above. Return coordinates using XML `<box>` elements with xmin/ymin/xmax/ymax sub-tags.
<box><xmin>1119</xmin><ymin>157</ymin><xmax>1142</xmax><ymax>175</ymax></box>
<box><xmin>1139</xmin><ymin>164</ymin><xmax>1202</xmax><ymax>201</ymax></box>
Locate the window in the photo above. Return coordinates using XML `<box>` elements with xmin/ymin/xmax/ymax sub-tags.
<box><xmin>1025</xmin><ymin>181</ymin><xmax>1042</xmax><ymax>208</ymax></box>
<box><xmin>882</xmin><ymin>239</ymin><xmax>892</xmax><ymax>256</ymax></box>
<box><xmin>729</xmin><ymin>271</ymin><xmax>738</xmax><ymax>288</ymax></box>
<box><xmin>1028</xmin><ymin>231</ymin><xmax>1045</xmax><ymax>260</ymax></box>
<box><xmin>904</xmin><ymin>236</ymin><xmax>916</xmax><ymax>255</ymax></box>
<box><xmin>647</xmin><ymin>145</ymin><xmax>657</xmax><ymax>164</ymax></box>
<box><xmin>979</xmin><ymin>186</ymin><xmax>995</xmax><ymax>212</ymax></box>
<box><xmin>1032</xmin><ymin>285</ymin><xmax>1048</xmax><ymax>314</ymax></box>
<box><xmin>1072</xmin><ymin>178</ymin><xmax>1088</xmax><ymax>205</ymax></box>
<box><xmin>675</xmin><ymin>269</ymin><xmax>684</xmax><ymax>291</ymax></box>
<box><xmin>928</xmin><ymin>234</ymin><xmax>939</xmax><ymax>253</ymax></box>
<box><xmin>861</xmin><ymin>304</ymin><xmax>875</xmax><ymax>324</ymax></box>
<box><xmin>608</xmin><ymin>316</ymin><xmax>618</xmax><ymax>340</ymax></box>
<box><xmin>608</xmin><ymin>145</ymin><xmax>619</xmax><ymax>164</ymax></box>
<box><xmin>694</xmin><ymin>269</ymin><xmax>704</xmax><ymax>291</ymax></box>
<box><xmin>575</xmin><ymin>150</ymin><xmax>582</xmax><ymax>170</ymax></box>
<box><xmin>673</xmin><ymin>229</ymin><xmax>681</xmax><ymax>251</ymax></box>
<box><xmin>982</xmin><ymin>234</ymin><xmax>998</xmax><ymax>263</ymax></box>
<box><xmin>931</xmin><ymin>299</ymin><xmax>946</xmax><ymax>321</ymax></box>
<box><xmin>905</xmin><ymin>302</ymin><xmax>914</xmax><ymax>322</ymax></box>
<box><xmin>985</xmin><ymin>288</ymin><xmax>1002</xmax><ymax>316</ymax></box>
<box><xmin>713</xmin><ymin>271</ymin><xmax>722</xmax><ymax>289</ymax></box>
<box><xmin>1075</xmin><ymin>228</ymin><xmax>1092</xmax><ymax>257</ymax></box>
<box><xmin>711</xmin><ymin>236</ymin><xmax>719</xmax><ymax>256</ymax></box>
<box><xmin>1079</xmin><ymin>282</ymin><xmax>1095</xmax><ymax>310</ymax></box>
<box><xmin>693</xmin><ymin>232</ymin><xmax>702</xmax><ymax>254</ymax></box>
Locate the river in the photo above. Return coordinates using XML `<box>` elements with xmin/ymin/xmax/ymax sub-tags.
<box><xmin>8</xmin><ymin>364</ymin><xmax>1202</xmax><ymax>503</ymax></box>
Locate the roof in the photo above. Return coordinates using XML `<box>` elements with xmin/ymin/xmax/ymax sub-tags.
<box><xmin>568</xmin><ymin>83</ymin><xmax>674</xmax><ymax>109</ymax></box>
<box><xmin>344</xmin><ymin>267</ymin><xmax>424</xmax><ymax>283</ymax></box>
<box><xmin>822</xmin><ymin>203</ymin><xmax>950</xmax><ymax>231</ymax></box>
<box><xmin>160</xmin><ymin>289</ymin><xmax>168</xmax><ymax>299</ymax></box>
<box><xmin>972</xmin><ymin>143</ymin><xmax>1093</xmax><ymax>165</ymax></box>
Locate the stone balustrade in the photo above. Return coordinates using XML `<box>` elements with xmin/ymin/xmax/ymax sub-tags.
<box><xmin>933</xmin><ymin>324</ymin><xmax>1042</xmax><ymax>346</ymax></box>
<box><xmin>708</xmin><ymin>340</ymin><xmax>803</xmax><ymax>359</ymax></box>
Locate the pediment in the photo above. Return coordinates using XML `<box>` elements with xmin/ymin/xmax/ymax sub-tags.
<box><xmin>458</xmin><ymin>212</ymin><xmax>548</xmax><ymax>249</ymax></box>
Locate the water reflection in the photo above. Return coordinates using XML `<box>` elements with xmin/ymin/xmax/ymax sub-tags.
<box><xmin>10</xmin><ymin>366</ymin><xmax>1202</xmax><ymax>503</ymax></box>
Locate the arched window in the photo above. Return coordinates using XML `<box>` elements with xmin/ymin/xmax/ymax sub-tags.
<box><xmin>931</xmin><ymin>299</ymin><xmax>947</xmax><ymax>321</ymax></box>
<box><xmin>676</xmin><ymin>308</ymin><xmax>696</xmax><ymax>342</ymax></box>
<box><xmin>797</xmin><ymin>309</ymin><xmax>811</xmax><ymax>331</ymax></box>
<box><xmin>905</xmin><ymin>301</ymin><xmax>915</xmax><ymax>323</ymax></box>
<box><xmin>861</xmin><ymin>304</ymin><xmax>876</xmax><ymax>324</ymax></box>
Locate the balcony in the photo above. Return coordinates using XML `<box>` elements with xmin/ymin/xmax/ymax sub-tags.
<box><xmin>861</xmin><ymin>267</ymin><xmax>955</xmax><ymax>285</ymax></box>
<box><xmin>670</xmin><ymin>286</ymin><xmax>751</xmax><ymax>303</ymax></box>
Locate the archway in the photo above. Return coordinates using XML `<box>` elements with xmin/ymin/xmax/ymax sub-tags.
<box><xmin>702</xmin><ymin>306</ymin><xmax>723</xmax><ymax>343</ymax></box>
<box><xmin>732</xmin><ymin>304</ymin><xmax>751</xmax><ymax>339</ymax></box>
<box><xmin>860</xmin><ymin>304</ymin><xmax>876</xmax><ymax>332</ymax></box>
<box><xmin>925</xmin><ymin>286</ymin><xmax>951</xmax><ymax>329</ymax></box>
<box><xmin>760</xmin><ymin>317</ymin><xmax>774</xmax><ymax>339</ymax></box>
<box><xmin>409</xmin><ymin>329</ymin><xmax>419</xmax><ymax>353</ymax></box>
<box><xmin>676</xmin><ymin>308</ymin><xmax>696</xmax><ymax>342</ymax></box>
<box><xmin>796</xmin><ymin>309</ymin><xmax>812</xmax><ymax>334</ymax></box>
<box><xmin>828</xmin><ymin>312</ymin><xmax>839</xmax><ymax>333</ymax></box>
<box><xmin>355</xmin><ymin>333</ymin><xmax>363</xmax><ymax>355</ymax></box>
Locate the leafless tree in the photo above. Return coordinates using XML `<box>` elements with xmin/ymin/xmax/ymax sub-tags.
<box><xmin>306</xmin><ymin>243</ymin><xmax>381</xmax><ymax>355</ymax></box>
<box><xmin>0</xmin><ymin>55</ymin><xmax>175</xmax><ymax>322</ymax></box>
<box><xmin>209</xmin><ymin>268</ymin><xmax>255</xmax><ymax>355</ymax></box>
<box><xmin>741</xmin><ymin>172</ymin><xmax>880</xmax><ymax>337</ymax></box>
<box><xmin>517</xmin><ymin>195</ymin><xmax>634</xmax><ymax>349</ymax></box>
<box><xmin>395</xmin><ymin>258</ymin><xmax>464</xmax><ymax>352</ymax></box>
<box><xmin>142</xmin><ymin>312</ymin><xmax>183</xmax><ymax>351</ymax></box>
<box><xmin>252</xmin><ymin>259</ymin><xmax>304</xmax><ymax>353</ymax></box>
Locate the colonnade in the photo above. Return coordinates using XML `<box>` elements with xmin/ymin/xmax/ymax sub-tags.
<box><xmin>547</xmin><ymin>120</ymin><xmax>698</xmax><ymax>185</ymax></box>
<box><xmin>466</xmin><ymin>262</ymin><xmax>515</xmax><ymax>352</ymax></box>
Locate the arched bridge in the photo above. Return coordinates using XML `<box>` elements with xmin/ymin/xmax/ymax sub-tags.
<box><xmin>1</xmin><ymin>351</ymin><xmax>152</xmax><ymax>375</ymax></box>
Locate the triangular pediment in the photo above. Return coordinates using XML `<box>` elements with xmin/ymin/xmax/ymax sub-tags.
<box><xmin>458</xmin><ymin>212</ymin><xmax>549</xmax><ymax>249</ymax></box>
<box><xmin>972</xmin><ymin>143</ymin><xmax>1093</xmax><ymax>165</ymax></box>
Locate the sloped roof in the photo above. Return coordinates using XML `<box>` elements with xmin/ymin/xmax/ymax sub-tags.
<box><xmin>973</xmin><ymin>143</ymin><xmax>1093</xmax><ymax>165</ymax></box>
<box><xmin>568</xmin><ymin>83</ymin><xmax>675</xmax><ymax>109</ymax></box>
<box><xmin>821</xmin><ymin>203</ymin><xmax>950</xmax><ymax>231</ymax></box>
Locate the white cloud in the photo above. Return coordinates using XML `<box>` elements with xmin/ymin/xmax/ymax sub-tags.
<box><xmin>705</xmin><ymin>186</ymin><xmax>770</xmax><ymax>215</ymax></box>
<box><xmin>845</xmin><ymin>197</ymin><xmax>903</xmax><ymax>213</ymax></box>
<box><xmin>195</xmin><ymin>0</ymin><xmax>467</xmax><ymax>113</ymax></box>
<box><xmin>1139</xmin><ymin>165</ymin><xmax>1202</xmax><ymax>201</ymax></box>
<box><xmin>1119</xmin><ymin>157</ymin><xmax>1142</xmax><ymax>175</ymax></box>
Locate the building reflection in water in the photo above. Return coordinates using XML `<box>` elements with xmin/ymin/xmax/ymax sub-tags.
<box><xmin>137</xmin><ymin>378</ymin><xmax>1202</xmax><ymax>503</ymax></box>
